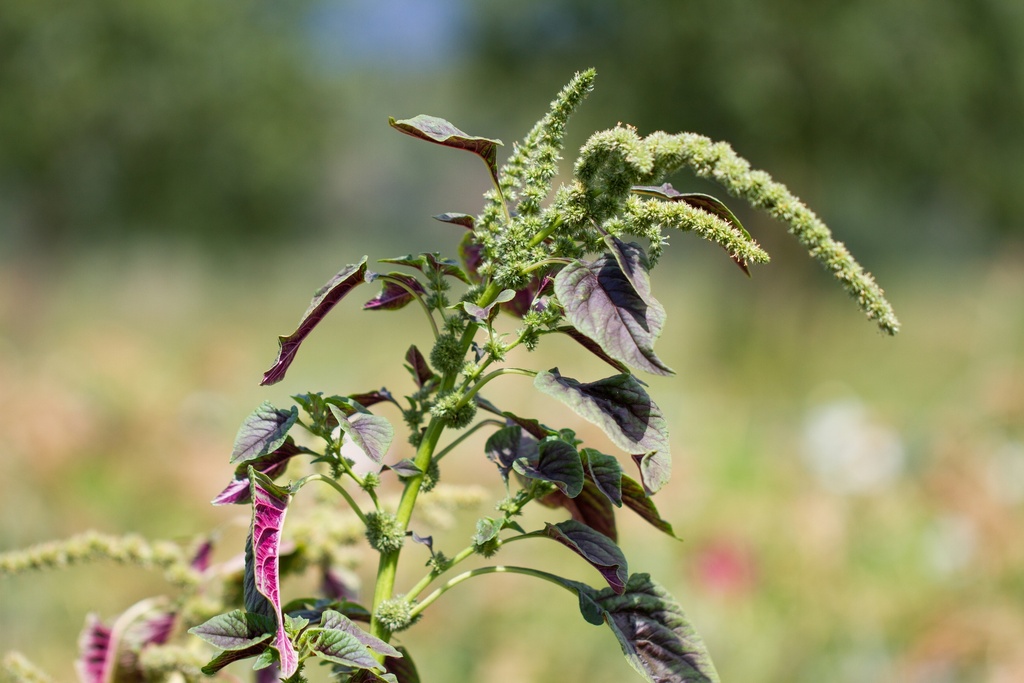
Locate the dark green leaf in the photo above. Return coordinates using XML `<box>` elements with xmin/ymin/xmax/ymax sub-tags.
<box><xmin>379</xmin><ymin>253</ymin><xmax>471</xmax><ymax>284</ymax></box>
<box><xmin>500</xmin><ymin>411</ymin><xmax>556</xmax><ymax>440</ymax></box>
<box><xmin>513</xmin><ymin>438</ymin><xmax>584</xmax><ymax>498</ymax></box>
<box><xmin>199</xmin><ymin>643</ymin><xmax>270</xmax><ymax>676</ymax></box>
<box><xmin>188</xmin><ymin>610</ymin><xmax>273</xmax><ymax>651</ymax></box>
<box><xmin>533</xmin><ymin>369</ymin><xmax>671</xmax><ymax>492</ymax></box>
<box><xmin>262</xmin><ymin>259</ymin><xmax>369</xmax><ymax>385</ymax></box>
<box><xmin>593</xmin><ymin>573</ymin><xmax>720</xmax><ymax>683</ymax></box>
<box><xmin>540</xmin><ymin>575</ymin><xmax>605</xmax><ymax>626</ymax></box>
<box><xmin>545</xmin><ymin>520</ymin><xmax>628</xmax><ymax>593</ymax></box>
<box><xmin>485</xmin><ymin>426</ymin><xmax>537</xmax><ymax>483</ymax></box>
<box><xmin>433</xmin><ymin>213</ymin><xmax>474</xmax><ymax>230</ymax></box>
<box><xmin>554</xmin><ymin>245</ymin><xmax>672</xmax><ymax>376</ymax></box>
<box><xmin>582</xmin><ymin>448</ymin><xmax>623</xmax><ymax>507</ymax></box>
<box><xmin>230</xmin><ymin>402</ymin><xmax>299</xmax><ymax>465</ymax></box>
<box><xmin>363</xmin><ymin>273</ymin><xmax>425</xmax><ymax>312</ymax></box>
<box><xmin>320</xmin><ymin>610</ymin><xmax>401</xmax><ymax>658</ymax></box>
<box><xmin>389</xmin><ymin>115</ymin><xmax>502</xmax><ymax>187</ymax></box>
<box><xmin>305</xmin><ymin>628</ymin><xmax>382</xmax><ymax>671</ymax></box>
<box><xmin>621</xmin><ymin>476</ymin><xmax>678</xmax><ymax>538</ymax></box>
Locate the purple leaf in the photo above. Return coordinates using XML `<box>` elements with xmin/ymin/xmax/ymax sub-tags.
<box><xmin>556</xmin><ymin>326</ymin><xmax>631</xmax><ymax>375</ymax></box>
<box><xmin>545</xmin><ymin>520</ymin><xmax>628</xmax><ymax>593</ymax></box>
<box><xmin>364</xmin><ymin>273</ymin><xmax>426</xmax><ymax>312</ymax></box>
<box><xmin>76</xmin><ymin>614</ymin><xmax>114</xmax><ymax>683</ymax></box>
<box><xmin>329</xmin><ymin>406</ymin><xmax>394</xmax><ymax>465</ymax></box>
<box><xmin>582</xmin><ymin>448</ymin><xmax>623</xmax><ymax>507</ymax></box>
<box><xmin>214</xmin><ymin>437</ymin><xmax>303</xmax><ymax>506</ymax></box>
<box><xmin>632</xmin><ymin>184</ymin><xmax>752</xmax><ymax>275</ymax></box>
<box><xmin>389</xmin><ymin>115</ymin><xmax>502</xmax><ymax>187</ymax></box>
<box><xmin>533</xmin><ymin>369</ymin><xmax>671</xmax><ymax>492</ymax></box>
<box><xmin>348</xmin><ymin>389</ymin><xmax>395</xmax><ymax>409</ymax></box>
<box><xmin>464</xmin><ymin>289</ymin><xmax>516</xmax><ymax>321</ymax></box>
<box><xmin>554</xmin><ymin>244</ymin><xmax>673</xmax><ymax>376</ymax></box>
<box><xmin>386</xmin><ymin>646</ymin><xmax>420</xmax><ymax>683</ymax></box>
<box><xmin>405</xmin><ymin>345</ymin><xmax>435</xmax><ymax>388</ymax></box>
<box><xmin>190</xmin><ymin>538</ymin><xmax>214</xmax><ymax>572</ymax></box>
<box><xmin>388</xmin><ymin>459</ymin><xmax>423</xmax><ymax>478</ymax></box>
<box><xmin>458</xmin><ymin>232</ymin><xmax>484</xmax><ymax>283</ymax></box>
<box><xmin>188</xmin><ymin>610</ymin><xmax>273</xmax><ymax>651</ymax></box>
<box><xmin>539</xmin><ymin>480</ymin><xmax>618</xmax><ymax>542</ymax></box>
<box><xmin>248</xmin><ymin>469</ymin><xmax>298</xmax><ymax>677</ymax></box>
<box><xmin>230</xmin><ymin>402</ymin><xmax>299</xmax><ymax>465</ymax></box>
<box><xmin>321</xmin><ymin>564</ymin><xmax>359</xmax><ymax>602</ymax></box>
<box><xmin>500</xmin><ymin>411</ymin><xmax>556</xmax><ymax>440</ymax></box>
<box><xmin>433</xmin><ymin>213</ymin><xmax>475</xmax><ymax>229</ymax></box>
<box><xmin>485</xmin><ymin>426</ymin><xmax>538</xmax><ymax>483</ymax></box>
<box><xmin>261</xmin><ymin>259</ymin><xmax>369</xmax><ymax>385</ymax></box>
<box><xmin>512</xmin><ymin>438</ymin><xmax>584</xmax><ymax>498</ymax></box>
<box><xmin>593</xmin><ymin>573</ymin><xmax>720</xmax><ymax>683</ymax></box>
<box><xmin>621</xmin><ymin>476</ymin><xmax>678</xmax><ymax>538</ymax></box>
<box><xmin>380</xmin><ymin>253</ymin><xmax>471</xmax><ymax>284</ymax></box>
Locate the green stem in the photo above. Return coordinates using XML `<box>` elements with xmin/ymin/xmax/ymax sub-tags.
<box><xmin>528</xmin><ymin>215</ymin><xmax>563</xmax><ymax>248</ymax></box>
<box><xmin>434</xmin><ymin>419</ymin><xmax>505</xmax><ymax>462</ymax></box>
<box><xmin>459</xmin><ymin>368</ymin><xmax>537</xmax><ymax>407</ymax></box>
<box><xmin>405</xmin><ymin>545</ymin><xmax>477</xmax><ymax>601</ymax></box>
<box><xmin>292</xmin><ymin>474</ymin><xmax>368</xmax><ymax>526</ymax></box>
<box><xmin>408</xmin><ymin>565</ymin><xmax>581</xmax><ymax>619</ymax></box>
<box><xmin>378</xmin><ymin>274</ymin><xmax>440</xmax><ymax>339</ymax></box>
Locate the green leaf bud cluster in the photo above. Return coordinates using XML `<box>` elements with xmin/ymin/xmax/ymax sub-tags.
<box><xmin>429</xmin><ymin>332</ymin><xmax>466</xmax><ymax>376</ymax></box>
<box><xmin>364</xmin><ymin>511</ymin><xmax>406</xmax><ymax>554</ymax></box>
<box><xmin>374</xmin><ymin>597</ymin><xmax>418</xmax><ymax>634</ymax></box>
<box><xmin>429</xmin><ymin>390</ymin><xmax>477</xmax><ymax>429</ymax></box>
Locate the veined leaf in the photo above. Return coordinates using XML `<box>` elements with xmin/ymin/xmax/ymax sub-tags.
<box><xmin>199</xmin><ymin>643</ymin><xmax>271</xmax><ymax>676</ymax></box>
<box><xmin>633</xmin><ymin>450</ymin><xmax>672</xmax><ymax>497</ymax></box>
<box><xmin>594</xmin><ymin>573</ymin><xmax>720</xmax><ymax>683</ymax></box>
<box><xmin>513</xmin><ymin>438</ymin><xmax>584</xmax><ymax>498</ymax></box>
<box><xmin>405</xmin><ymin>345</ymin><xmax>435</xmax><ymax>388</ymax></box>
<box><xmin>389</xmin><ymin>115</ymin><xmax>502</xmax><ymax>187</ymax></box>
<box><xmin>534</xmin><ymin>369</ymin><xmax>671</xmax><ymax>492</ymax></box>
<box><xmin>545</xmin><ymin>520</ymin><xmax>628</xmax><ymax>593</ymax></box>
<box><xmin>214</xmin><ymin>437</ymin><xmax>304</xmax><ymax>506</ymax></box>
<box><xmin>554</xmin><ymin>245</ymin><xmax>673</xmax><ymax>376</ymax></box>
<box><xmin>262</xmin><ymin>259</ymin><xmax>369</xmax><ymax>385</ymax></box>
<box><xmin>539</xmin><ymin>480</ymin><xmax>618</xmax><ymax>541</ymax></box>
<box><xmin>379</xmin><ymin>252</ymin><xmax>471</xmax><ymax>284</ymax></box>
<box><xmin>77</xmin><ymin>599</ymin><xmax>177</xmax><ymax>683</ymax></box>
<box><xmin>621</xmin><ymin>476</ymin><xmax>678</xmax><ymax>538</ymax></box>
<box><xmin>188</xmin><ymin>610</ymin><xmax>273</xmax><ymax>651</ymax></box>
<box><xmin>363</xmin><ymin>273</ymin><xmax>426</xmax><ymax>312</ymax></box>
<box><xmin>76</xmin><ymin>614</ymin><xmax>115</xmax><ymax>683</ymax></box>
<box><xmin>319</xmin><ymin>610</ymin><xmax>401</xmax><ymax>658</ymax></box>
<box><xmin>463</xmin><ymin>289</ymin><xmax>516</xmax><ymax>321</ymax></box>
<box><xmin>485</xmin><ymin>425</ymin><xmax>538</xmax><ymax>483</ymax></box>
<box><xmin>582</xmin><ymin>448</ymin><xmax>623</xmax><ymax>507</ymax></box>
<box><xmin>304</xmin><ymin>628</ymin><xmax>382</xmax><ymax>671</ymax></box>
<box><xmin>230</xmin><ymin>402</ymin><xmax>298</xmax><ymax>465</ymax></box>
<box><xmin>556</xmin><ymin>326</ymin><xmax>631</xmax><ymax>375</ymax></box>
<box><xmin>248</xmin><ymin>469</ymin><xmax>298</xmax><ymax>677</ymax></box>
<box><xmin>329</xmin><ymin>406</ymin><xmax>394</xmax><ymax>465</ymax></box>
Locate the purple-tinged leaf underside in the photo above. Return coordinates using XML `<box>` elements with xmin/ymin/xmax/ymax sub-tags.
<box><xmin>632</xmin><ymin>184</ymin><xmax>753</xmax><ymax>275</ymax></box>
<box><xmin>500</xmin><ymin>411</ymin><xmax>556</xmax><ymax>440</ymax></box>
<box><xmin>621</xmin><ymin>476</ymin><xmax>678</xmax><ymax>538</ymax></box>
<box><xmin>513</xmin><ymin>438</ymin><xmax>584</xmax><ymax>498</ymax></box>
<box><xmin>386</xmin><ymin>646</ymin><xmax>420</xmax><ymax>683</ymax></box>
<box><xmin>405</xmin><ymin>345</ymin><xmax>435</xmax><ymax>388</ymax></box>
<box><xmin>632</xmin><ymin>449</ymin><xmax>672</xmax><ymax>497</ymax></box>
<box><xmin>556</xmin><ymin>326</ymin><xmax>631</xmax><ymax>375</ymax></box>
<box><xmin>389</xmin><ymin>115</ymin><xmax>502</xmax><ymax>188</ymax></box>
<box><xmin>363</xmin><ymin>273</ymin><xmax>426</xmax><ymax>312</ymax></box>
<box><xmin>603</xmin><ymin>235</ymin><xmax>657</xmax><ymax>305</ymax></box>
<box><xmin>433</xmin><ymin>212</ymin><xmax>474</xmax><ymax>229</ymax></box>
<box><xmin>231</xmin><ymin>402</ymin><xmax>299</xmax><ymax>465</ymax></box>
<box><xmin>555</xmin><ymin>249</ymin><xmax>673</xmax><ymax>377</ymax></box>
<box><xmin>76</xmin><ymin>614</ymin><xmax>114</xmax><ymax>683</ymax></box>
<box><xmin>329</xmin><ymin>406</ymin><xmax>394</xmax><ymax>465</ymax></box>
<box><xmin>582</xmin><ymin>448</ymin><xmax>623</xmax><ymax>507</ymax></box>
<box><xmin>261</xmin><ymin>259</ymin><xmax>369</xmax><ymax>385</ymax></box>
<box><xmin>188</xmin><ymin>610</ymin><xmax>274</xmax><ymax>651</ymax></box>
<box><xmin>248</xmin><ymin>469</ymin><xmax>298</xmax><ymax>677</ymax></box>
<box><xmin>214</xmin><ymin>437</ymin><xmax>304</xmax><ymax>506</ymax></box>
<box><xmin>389</xmin><ymin>459</ymin><xmax>423</xmax><ymax>478</ymax></box>
<box><xmin>593</xmin><ymin>573</ymin><xmax>720</xmax><ymax>683</ymax></box>
<box><xmin>485</xmin><ymin>425</ymin><xmax>538</xmax><ymax>483</ymax></box>
<box><xmin>534</xmin><ymin>369</ymin><xmax>671</xmax><ymax>492</ymax></box>
<box><xmin>464</xmin><ymin>289</ymin><xmax>516</xmax><ymax>321</ymax></box>
<box><xmin>540</xmin><ymin>480</ymin><xmax>618</xmax><ymax>542</ymax></box>
<box><xmin>545</xmin><ymin>520</ymin><xmax>628</xmax><ymax>593</ymax></box>
<box><xmin>348</xmin><ymin>388</ymin><xmax>395</xmax><ymax>409</ymax></box>
<box><xmin>380</xmin><ymin>253</ymin><xmax>471</xmax><ymax>284</ymax></box>
<box><xmin>320</xmin><ymin>610</ymin><xmax>401</xmax><ymax>658</ymax></box>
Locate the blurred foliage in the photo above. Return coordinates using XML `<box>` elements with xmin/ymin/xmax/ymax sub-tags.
<box><xmin>462</xmin><ymin>0</ymin><xmax>1024</xmax><ymax>255</ymax></box>
<box><xmin>0</xmin><ymin>0</ymin><xmax>330</xmax><ymax>251</ymax></box>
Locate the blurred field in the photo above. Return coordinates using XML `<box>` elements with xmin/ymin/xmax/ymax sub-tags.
<box><xmin>2</xmin><ymin>238</ymin><xmax>1022</xmax><ymax>683</ymax></box>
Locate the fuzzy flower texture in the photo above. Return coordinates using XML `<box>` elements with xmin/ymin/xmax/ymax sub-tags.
<box><xmin>473</xmin><ymin>69</ymin><xmax>899</xmax><ymax>335</ymax></box>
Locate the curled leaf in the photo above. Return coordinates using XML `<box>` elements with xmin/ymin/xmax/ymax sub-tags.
<box><xmin>262</xmin><ymin>259</ymin><xmax>369</xmax><ymax>385</ymax></box>
<box><xmin>433</xmin><ymin>213</ymin><xmax>475</xmax><ymax>229</ymax></box>
<box><xmin>621</xmin><ymin>476</ymin><xmax>677</xmax><ymax>538</ymax></box>
<box><xmin>364</xmin><ymin>273</ymin><xmax>426</xmax><ymax>312</ymax></box>
<box><xmin>405</xmin><ymin>345</ymin><xmax>435</xmax><ymax>388</ymax></box>
<box><xmin>513</xmin><ymin>438</ymin><xmax>584</xmax><ymax>498</ymax></box>
<box><xmin>188</xmin><ymin>610</ymin><xmax>273</xmax><ymax>651</ymax></box>
<box><xmin>485</xmin><ymin>425</ymin><xmax>538</xmax><ymax>484</ymax></box>
<box><xmin>214</xmin><ymin>437</ymin><xmax>304</xmax><ymax>506</ymax></box>
<box><xmin>389</xmin><ymin>115</ymin><xmax>502</xmax><ymax>187</ymax></box>
<box><xmin>539</xmin><ymin>480</ymin><xmax>618</xmax><ymax>541</ymax></box>
<box><xmin>582</xmin><ymin>448</ymin><xmax>623</xmax><ymax>507</ymax></box>
<box><xmin>329</xmin><ymin>406</ymin><xmax>395</xmax><ymax>466</ymax></box>
<box><xmin>545</xmin><ymin>520</ymin><xmax>628</xmax><ymax>593</ymax></box>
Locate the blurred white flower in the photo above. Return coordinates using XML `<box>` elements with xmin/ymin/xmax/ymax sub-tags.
<box><xmin>801</xmin><ymin>398</ymin><xmax>905</xmax><ymax>495</ymax></box>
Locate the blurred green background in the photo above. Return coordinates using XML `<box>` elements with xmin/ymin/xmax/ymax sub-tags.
<box><xmin>2</xmin><ymin>1</ymin><xmax>1023</xmax><ymax>681</ymax></box>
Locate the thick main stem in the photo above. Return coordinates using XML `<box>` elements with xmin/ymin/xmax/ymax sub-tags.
<box><xmin>368</xmin><ymin>282</ymin><xmax>503</xmax><ymax>642</ymax></box>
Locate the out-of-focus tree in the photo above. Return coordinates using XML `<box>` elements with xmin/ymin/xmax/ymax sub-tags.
<box><xmin>0</xmin><ymin>0</ymin><xmax>331</xmax><ymax>252</ymax></box>
<box><xmin>462</xmin><ymin>0</ymin><xmax>1024</xmax><ymax>254</ymax></box>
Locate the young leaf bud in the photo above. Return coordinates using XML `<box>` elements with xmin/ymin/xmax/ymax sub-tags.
<box><xmin>375</xmin><ymin>598</ymin><xmax>418</xmax><ymax>633</ymax></box>
<box><xmin>429</xmin><ymin>333</ymin><xmax>465</xmax><ymax>376</ymax></box>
